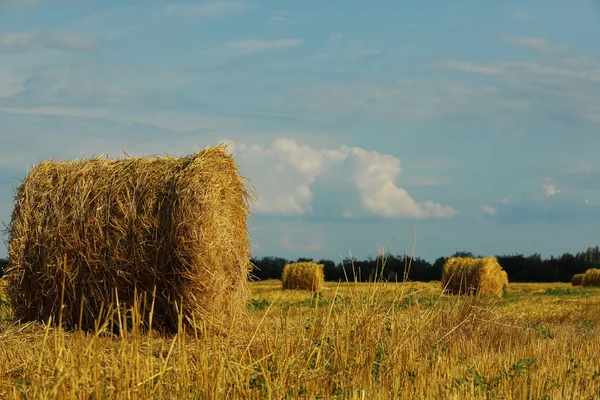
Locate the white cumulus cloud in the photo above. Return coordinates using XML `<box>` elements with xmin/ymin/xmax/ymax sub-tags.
<box><xmin>350</xmin><ymin>148</ymin><xmax>457</xmax><ymax>218</ymax></box>
<box><xmin>227</xmin><ymin>137</ymin><xmax>456</xmax><ymax>219</ymax></box>
<box><xmin>230</xmin><ymin>137</ymin><xmax>349</xmax><ymax>215</ymax></box>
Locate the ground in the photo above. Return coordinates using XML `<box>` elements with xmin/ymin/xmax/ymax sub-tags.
<box><xmin>0</xmin><ymin>278</ymin><xmax>599</xmax><ymax>398</ymax></box>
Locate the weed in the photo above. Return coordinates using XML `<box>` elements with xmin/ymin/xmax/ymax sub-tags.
<box><xmin>248</xmin><ymin>298</ymin><xmax>269</xmax><ymax>311</ymax></box>
<box><xmin>527</xmin><ymin>321</ymin><xmax>554</xmax><ymax>339</ymax></box>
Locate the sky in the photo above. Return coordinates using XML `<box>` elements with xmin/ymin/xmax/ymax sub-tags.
<box><xmin>1</xmin><ymin>0</ymin><xmax>600</xmax><ymax>263</ymax></box>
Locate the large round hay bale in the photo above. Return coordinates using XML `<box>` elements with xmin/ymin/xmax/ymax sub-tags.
<box><xmin>282</xmin><ymin>262</ymin><xmax>324</xmax><ymax>292</ymax></box>
<box><xmin>5</xmin><ymin>145</ymin><xmax>253</xmax><ymax>333</ymax></box>
<box><xmin>582</xmin><ymin>268</ymin><xmax>600</xmax><ymax>287</ymax></box>
<box><xmin>572</xmin><ymin>273</ymin><xmax>584</xmax><ymax>287</ymax></box>
<box><xmin>441</xmin><ymin>256</ymin><xmax>508</xmax><ymax>297</ymax></box>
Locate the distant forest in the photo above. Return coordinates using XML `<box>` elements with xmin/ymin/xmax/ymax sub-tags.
<box><xmin>2</xmin><ymin>246</ymin><xmax>600</xmax><ymax>282</ymax></box>
<box><xmin>249</xmin><ymin>246</ymin><xmax>600</xmax><ymax>283</ymax></box>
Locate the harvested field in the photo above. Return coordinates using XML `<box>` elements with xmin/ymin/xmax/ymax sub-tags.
<box><xmin>0</xmin><ymin>280</ymin><xmax>599</xmax><ymax>398</ymax></box>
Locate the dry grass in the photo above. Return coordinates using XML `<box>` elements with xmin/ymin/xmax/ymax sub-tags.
<box><xmin>1</xmin><ymin>277</ymin><xmax>600</xmax><ymax>398</ymax></box>
<box><xmin>5</xmin><ymin>146</ymin><xmax>253</xmax><ymax>334</ymax></box>
<box><xmin>441</xmin><ymin>256</ymin><xmax>508</xmax><ymax>297</ymax></box>
<box><xmin>281</xmin><ymin>262</ymin><xmax>325</xmax><ymax>292</ymax></box>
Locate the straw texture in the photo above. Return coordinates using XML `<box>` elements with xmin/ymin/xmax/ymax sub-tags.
<box><xmin>282</xmin><ymin>262</ymin><xmax>325</xmax><ymax>292</ymax></box>
<box><xmin>6</xmin><ymin>145</ymin><xmax>253</xmax><ymax>333</ymax></box>
<box><xmin>571</xmin><ymin>273</ymin><xmax>584</xmax><ymax>287</ymax></box>
<box><xmin>441</xmin><ymin>256</ymin><xmax>508</xmax><ymax>297</ymax></box>
<box><xmin>582</xmin><ymin>268</ymin><xmax>600</xmax><ymax>287</ymax></box>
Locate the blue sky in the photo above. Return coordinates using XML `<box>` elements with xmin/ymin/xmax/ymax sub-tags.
<box><xmin>1</xmin><ymin>0</ymin><xmax>600</xmax><ymax>262</ymax></box>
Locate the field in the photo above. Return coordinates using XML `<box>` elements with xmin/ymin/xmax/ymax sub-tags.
<box><xmin>0</xmin><ymin>278</ymin><xmax>599</xmax><ymax>399</ymax></box>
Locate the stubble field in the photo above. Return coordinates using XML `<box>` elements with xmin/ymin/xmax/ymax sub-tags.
<box><xmin>0</xmin><ymin>278</ymin><xmax>599</xmax><ymax>399</ymax></box>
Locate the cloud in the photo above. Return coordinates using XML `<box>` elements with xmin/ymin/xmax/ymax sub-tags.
<box><xmin>295</xmin><ymin>44</ymin><xmax>600</xmax><ymax>131</ymax></box>
<box><xmin>440</xmin><ymin>61</ymin><xmax>504</xmax><ymax>76</ymax></box>
<box><xmin>501</xmin><ymin>34</ymin><xmax>569</xmax><ymax>54</ymax></box>
<box><xmin>0</xmin><ymin>30</ymin><xmax>41</xmax><ymax>48</ymax></box>
<box><xmin>0</xmin><ymin>0</ymin><xmax>37</xmax><ymax>9</ymax></box>
<box><xmin>280</xmin><ymin>226</ymin><xmax>327</xmax><ymax>253</ymax></box>
<box><xmin>492</xmin><ymin>197</ymin><xmax>600</xmax><ymax>224</ymax></box>
<box><xmin>326</xmin><ymin>33</ymin><xmax>343</xmax><ymax>44</ymax></box>
<box><xmin>55</xmin><ymin>34</ymin><xmax>97</xmax><ymax>51</ymax></box>
<box><xmin>481</xmin><ymin>205</ymin><xmax>496</xmax><ymax>215</ymax></box>
<box><xmin>230</xmin><ymin>137</ymin><xmax>349</xmax><ymax>215</ymax></box>
<box><xmin>542</xmin><ymin>183</ymin><xmax>560</xmax><ymax>197</ymax></box>
<box><xmin>0</xmin><ymin>106</ymin><xmax>109</xmax><ymax>118</ymax></box>
<box><xmin>350</xmin><ymin>148</ymin><xmax>457</xmax><ymax>219</ymax></box>
<box><xmin>539</xmin><ymin>160</ymin><xmax>600</xmax><ymax>191</ymax></box>
<box><xmin>165</xmin><ymin>0</ymin><xmax>254</xmax><ymax>17</ymax></box>
<box><xmin>0</xmin><ymin>69</ymin><xmax>24</xmax><ymax>98</ymax></box>
<box><xmin>541</xmin><ymin>177</ymin><xmax>561</xmax><ymax>197</ymax></box>
<box><xmin>227</xmin><ymin>137</ymin><xmax>455</xmax><ymax>219</ymax></box>
<box><xmin>267</xmin><ymin>10</ymin><xmax>295</xmax><ymax>24</ymax></box>
<box><xmin>268</xmin><ymin>16</ymin><xmax>286</xmax><ymax>23</ymax></box>
<box><xmin>0</xmin><ymin>30</ymin><xmax>97</xmax><ymax>51</ymax></box>
<box><xmin>399</xmin><ymin>176</ymin><xmax>453</xmax><ymax>187</ymax></box>
<box><xmin>342</xmin><ymin>49</ymin><xmax>382</xmax><ymax>63</ymax></box>
<box><xmin>227</xmin><ymin>39</ymin><xmax>303</xmax><ymax>54</ymax></box>
<box><xmin>513</xmin><ymin>10</ymin><xmax>533</xmax><ymax>21</ymax></box>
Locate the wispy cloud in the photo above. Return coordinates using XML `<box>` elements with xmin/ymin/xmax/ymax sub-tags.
<box><xmin>440</xmin><ymin>61</ymin><xmax>504</xmax><ymax>76</ymax></box>
<box><xmin>227</xmin><ymin>38</ymin><xmax>303</xmax><ymax>54</ymax></box>
<box><xmin>267</xmin><ymin>9</ymin><xmax>295</xmax><ymax>24</ymax></box>
<box><xmin>280</xmin><ymin>226</ymin><xmax>327</xmax><ymax>252</ymax></box>
<box><xmin>501</xmin><ymin>34</ymin><xmax>569</xmax><ymax>53</ymax></box>
<box><xmin>55</xmin><ymin>34</ymin><xmax>97</xmax><ymax>51</ymax></box>
<box><xmin>0</xmin><ymin>30</ymin><xmax>97</xmax><ymax>51</ymax></box>
<box><xmin>513</xmin><ymin>9</ymin><xmax>533</xmax><ymax>21</ymax></box>
<box><xmin>0</xmin><ymin>0</ymin><xmax>37</xmax><ymax>10</ymax></box>
<box><xmin>0</xmin><ymin>30</ymin><xmax>40</xmax><ymax>48</ymax></box>
<box><xmin>326</xmin><ymin>32</ymin><xmax>343</xmax><ymax>44</ymax></box>
<box><xmin>165</xmin><ymin>1</ymin><xmax>254</xmax><ymax>17</ymax></box>
<box><xmin>0</xmin><ymin>106</ymin><xmax>108</xmax><ymax>118</ymax></box>
<box><xmin>0</xmin><ymin>69</ymin><xmax>23</xmax><ymax>98</ymax></box>
<box><xmin>491</xmin><ymin>197</ymin><xmax>600</xmax><ymax>224</ymax></box>
<box><xmin>481</xmin><ymin>205</ymin><xmax>496</xmax><ymax>215</ymax></box>
<box><xmin>296</xmin><ymin>46</ymin><xmax>600</xmax><ymax>130</ymax></box>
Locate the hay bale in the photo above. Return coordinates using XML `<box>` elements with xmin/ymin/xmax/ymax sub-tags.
<box><xmin>441</xmin><ymin>256</ymin><xmax>508</xmax><ymax>297</ymax></box>
<box><xmin>5</xmin><ymin>145</ymin><xmax>253</xmax><ymax>333</ymax></box>
<box><xmin>282</xmin><ymin>262</ymin><xmax>324</xmax><ymax>292</ymax></box>
<box><xmin>582</xmin><ymin>268</ymin><xmax>600</xmax><ymax>287</ymax></box>
<box><xmin>572</xmin><ymin>273</ymin><xmax>584</xmax><ymax>287</ymax></box>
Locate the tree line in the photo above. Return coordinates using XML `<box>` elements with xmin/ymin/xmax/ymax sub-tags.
<box><xmin>249</xmin><ymin>246</ymin><xmax>600</xmax><ymax>283</ymax></box>
<box><xmin>1</xmin><ymin>245</ymin><xmax>599</xmax><ymax>282</ymax></box>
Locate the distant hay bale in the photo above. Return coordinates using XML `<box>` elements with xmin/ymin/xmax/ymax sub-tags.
<box><xmin>6</xmin><ymin>145</ymin><xmax>253</xmax><ymax>333</ymax></box>
<box><xmin>282</xmin><ymin>262</ymin><xmax>324</xmax><ymax>292</ymax></box>
<box><xmin>582</xmin><ymin>268</ymin><xmax>600</xmax><ymax>287</ymax></box>
<box><xmin>441</xmin><ymin>256</ymin><xmax>508</xmax><ymax>297</ymax></box>
<box><xmin>572</xmin><ymin>273</ymin><xmax>584</xmax><ymax>287</ymax></box>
